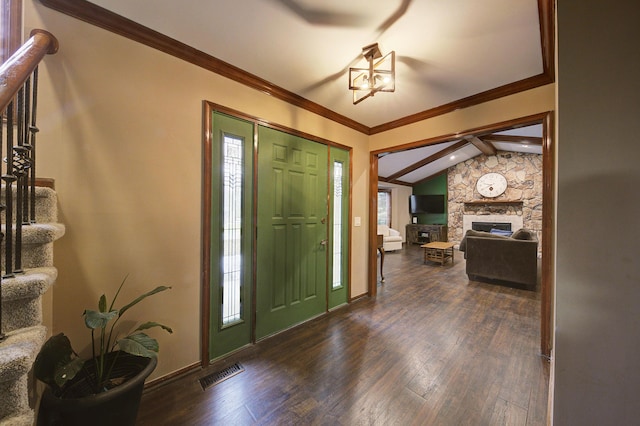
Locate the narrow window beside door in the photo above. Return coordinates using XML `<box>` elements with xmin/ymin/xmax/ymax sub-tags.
<box><xmin>222</xmin><ymin>135</ymin><xmax>243</xmax><ymax>325</ymax></box>
<box><xmin>332</xmin><ymin>161</ymin><xmax>343</xmax><ymax>289</ymax></box>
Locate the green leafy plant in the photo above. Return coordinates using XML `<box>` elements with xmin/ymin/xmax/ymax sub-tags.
<box><xmin>34</xmin><ymin>277</ymin><xmax>172</xmax><ymax>396</ymax></box>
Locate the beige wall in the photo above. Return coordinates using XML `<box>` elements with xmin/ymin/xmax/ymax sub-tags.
<box><xmin>26</xmin><ymin>1</ymin><xmax>556</xmax><ymax>382</ymax></box>
<box><xmin>26</xmin><ymin>2</ymin><xmax>369</xmax><ymax>379</ymax></box>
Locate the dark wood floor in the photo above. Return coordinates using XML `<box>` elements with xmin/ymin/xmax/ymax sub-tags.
<box><xmin>137</xmin><ymin>244</ymin><xmax>549</xmax><ymax>425</ymax></box>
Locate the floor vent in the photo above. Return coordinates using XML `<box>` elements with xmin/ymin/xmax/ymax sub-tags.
<box><xmin>199</xmin><ymin>363</ymin><xmax>244</xmax><ymax>390</ymax></box>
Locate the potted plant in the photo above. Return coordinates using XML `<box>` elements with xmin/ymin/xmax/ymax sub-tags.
<box><xmin>34</xmin><ymin>277</ymin><xmax>172</xmax><ymax>426</ymax></box>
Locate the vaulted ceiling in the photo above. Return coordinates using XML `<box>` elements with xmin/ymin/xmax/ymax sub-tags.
<box><xmin>378</xmin><ymin>124</ymin><xmax>543</xmax><ymax>186</ymax></box>
<box><xmin>43</xmin><ymin>0</ymin><xmax>553</xmax><ymax>181</ymax></box>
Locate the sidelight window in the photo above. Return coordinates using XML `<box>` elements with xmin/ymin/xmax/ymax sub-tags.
<box><xmin>332</xmin><ymin>161</ymin><xmax>343</xmax><ymax>289</ymax></box>
<box><xmin>221</xmin><ymin>134</ymin><xmax>243</xmax><ymax>325</ymax></box>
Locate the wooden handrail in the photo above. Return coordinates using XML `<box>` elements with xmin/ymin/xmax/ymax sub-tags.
<box><xmin>0</xmin><ymin>29</ymin><xmax>58</xmax><ymax>112</ymax></box>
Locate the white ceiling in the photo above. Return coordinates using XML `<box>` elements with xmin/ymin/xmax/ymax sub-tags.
<box><xmin>87</xmin><ymin>0</ymin><xmax>544</xmax><ymax>129</ymax></box>
<box><xmin>81</xmin><ymin>0</ymin><xmax>546</xmax><ymax>182</ymax></box>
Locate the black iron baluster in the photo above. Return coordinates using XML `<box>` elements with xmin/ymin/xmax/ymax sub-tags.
<box><xmin>23</xmin><ymin>75</ymin><xmax>32</xmax><ymax>226</ymax></box>
<box><xmin>29</xmin><ymin>67</ymin><xmax>40</xmax><ymax>224</ymax></box>
<box><xmin>13</xmin><ymin>145</ymin><xmax>30</xmax><ymax>274</ymax></box>
<box><xmin>13</xmin><ymin>87</ymin><xmax>26</xmax><ymax>274</ymax></box>
<box><xmin>3</xmin><ymin>101</ymin><xmax>16</xmax><ymax>279</ymax></box>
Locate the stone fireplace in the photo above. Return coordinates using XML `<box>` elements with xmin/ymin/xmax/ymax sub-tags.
<box><xmin>446</xmin><ymin>151</ymin><xmax>543</xmax><ymax>252</ymax></box>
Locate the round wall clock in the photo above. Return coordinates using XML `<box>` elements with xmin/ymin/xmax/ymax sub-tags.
<box><xmin>476</xmin><ymin>172</ymin><xmax>508</xmax><ymax>198</ymax></box>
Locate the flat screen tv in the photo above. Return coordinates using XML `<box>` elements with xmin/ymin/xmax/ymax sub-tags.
<box><xmin>409</xmin><ymin>194</ymin><xmax>445</xmax><ymax>214</ymax></box>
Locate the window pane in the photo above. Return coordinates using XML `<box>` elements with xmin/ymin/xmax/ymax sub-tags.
<box><xmin>332</xmin><ymin>161</ymin><xmax>343</xmax><ymax>289</ymax></box>
<box><xmin>377</xmin><ymin>191</ymin><xmax>391</xmax><ymax>226</ymax></box>
<box><xmin>222</xmin><ymin>135</ymin><xmax>243</xmax><ymax>325</ymax></box>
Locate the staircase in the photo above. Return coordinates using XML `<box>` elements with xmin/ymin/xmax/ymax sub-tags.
<box><xmin>0</xmin><ymin>186</ymin><xmax>64</xmax><ymax>426</ymax></box>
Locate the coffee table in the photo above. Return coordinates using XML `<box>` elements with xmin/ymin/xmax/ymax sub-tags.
<box><xmin>421</xmin><ymin>241</ymin><xmax>455</xmax><ymax>266</ymax></box>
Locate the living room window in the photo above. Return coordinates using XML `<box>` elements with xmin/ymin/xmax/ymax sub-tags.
<box><xmin>1</xmin><ymin>0</ymin><xmax>21</xmax><ymax>63</ymax></box>
<box><xmin>377</xmin><ymin>189</ymin><xmax>391</xmax><ymax>226</ymax></box>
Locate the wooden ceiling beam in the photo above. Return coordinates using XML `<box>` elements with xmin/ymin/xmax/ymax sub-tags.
<box><xmin>383</xmin><ymin>140</ymin><xmax>468</xmax><ymax>182</ymax></box>
<box><xmin>469</xmin><ymin>136</ymin><xmax>497</xmax><ymax>156</ymax></box>
<box><xmin>377</xmin><ymin>177</ymin><xmax>413</xmax><ymax>187</ymax></box>
<box><xmin>482</xmin><ymin>134</ymin><xmax>543</xmax><ymax>145</ymax></box>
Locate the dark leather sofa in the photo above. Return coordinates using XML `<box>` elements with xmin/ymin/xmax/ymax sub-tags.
<box><xmin>459</xmin><ymin>229</ymin><xmax>539</xmax><ymax>289</ymax></box>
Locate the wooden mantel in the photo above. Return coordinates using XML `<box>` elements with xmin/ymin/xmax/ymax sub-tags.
<box><xmin>464</xmin><ymin>200</ymin><xmax>523</xmax><ymax>206</ymax></box>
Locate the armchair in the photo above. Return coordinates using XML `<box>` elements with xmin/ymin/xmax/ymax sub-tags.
<box><xmin>377</xmin><ymin>225</ymin><xmax>403</xmax><ymax>251</ymax></box>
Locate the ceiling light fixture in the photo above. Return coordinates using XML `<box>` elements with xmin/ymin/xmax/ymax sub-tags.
<box><xmin>348</xmin><ymin>43</ymin><xmax>395</xmax><ymax>105</ymax></box>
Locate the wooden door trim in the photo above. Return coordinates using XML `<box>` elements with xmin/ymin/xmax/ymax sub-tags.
<box><xmin>369</xmin><ymin>154</ymin><xmax>379</xmax><ymax>297</ymax></box>
<box><xmin>201</xmin><ymin>101</ymin><xmax>213</xmax><ymax>368</ymax></box>
<box><xmin>540</xmin><ymin>111</ymin><xmax>555</xmax><ymax>356</ymax></box>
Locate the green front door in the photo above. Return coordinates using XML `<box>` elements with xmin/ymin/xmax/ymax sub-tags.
<box><xmin>256</xmin><ymin>126</ymin><xmax>328</xmax><ymax>339</ymax></box>
<box><xmin>209</xmin><ymin>112</ymin><xmax>254</xmax><ymax>359</ymax></box>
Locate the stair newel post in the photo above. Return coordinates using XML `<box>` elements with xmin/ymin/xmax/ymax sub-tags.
<box><xmin>3</xmin><ymin>101</ymin><xmax>16</xmax><ymax>279</ymax></box>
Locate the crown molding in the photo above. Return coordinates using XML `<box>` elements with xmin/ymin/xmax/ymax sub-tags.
<box><xmin>39</xmin><ymin>0</ymin><xmax>555</xmax><ymax>136</ymax></box>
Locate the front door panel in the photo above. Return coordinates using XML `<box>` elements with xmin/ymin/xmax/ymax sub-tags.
<box><xmin>256</xmin><ymin>126</ymin><xmax>328</xmax><ymax>339</ymax></box>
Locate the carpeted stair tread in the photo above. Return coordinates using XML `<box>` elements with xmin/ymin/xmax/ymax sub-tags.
<box><xmin>0</xmin><ymin>327</ymin><xmax>46</xmax><ymax>421</ymax></box>
<box><xmin>2</xmin><ymin>186</ymin><xmax>58</xmax><ymax>221</ymax></box>
<box><xmin>1</xmin><ymin>224</ymin><xmax>65</xmax><ymax>271</ymax></box>
<box><xmin>1</xmin><ymin>268</ymin><xmax>58</xmax><ymax>302</ymax></box>
<box><xmin>0</xmin><ymin>411</ymin><xmax>34</xmax><ymax>426</ymax></box>
<box><xmin>0</xmin><ymin>223</ymin><xmax>65</xmax><ymax>245</ymax></box>
<box><xmin>1</xmin><ymin>186</ymin><xmax>58</xmax><ymax>223</ymax></box>
<box><xmin>0</xmin><ymin>326</ymin><xmax>46</xmax><ymax>382</ymax></box>
<box><xmin>0</xmin><ymin>411</ymin><xmax>35</xmax><ymax>426</ymax></box>
<box><xmin>1</xmin><ymin>268</ymin><xmax>58</xmax><ymax>334</ymax></box>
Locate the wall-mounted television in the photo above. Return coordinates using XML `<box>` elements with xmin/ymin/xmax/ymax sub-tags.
<box><xmin>409</xmin><ymin>194</ymin><xmax>445</xmax><ymax>214</ymax></box>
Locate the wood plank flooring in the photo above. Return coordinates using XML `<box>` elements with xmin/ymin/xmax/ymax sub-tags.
<box><xmin>137</xmin><ymin>244</ymin><xmax>548</xmax><ymax>425</ymax></box>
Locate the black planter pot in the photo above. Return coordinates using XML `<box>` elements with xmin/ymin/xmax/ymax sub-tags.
<box><xmin>37</xmin><ymin>351</ymin><xmax>157</xmax><ymax>426</ymax></box>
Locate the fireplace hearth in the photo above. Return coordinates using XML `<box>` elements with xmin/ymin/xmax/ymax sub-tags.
<box><xmin>462</xmin><ymin>214</ymin><xmax>523</xmax><ymax>238</ymax></box>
